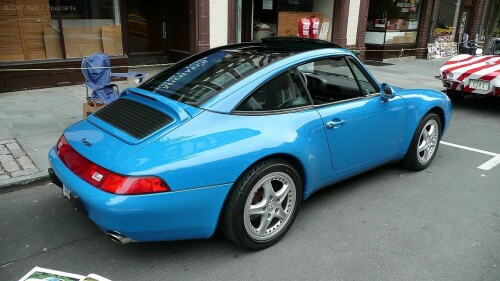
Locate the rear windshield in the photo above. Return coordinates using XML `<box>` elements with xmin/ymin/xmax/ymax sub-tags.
<box><xmin>139</xmin><ymin>48</ymin><xmax>293</xmax><ymax>106</ymax></box>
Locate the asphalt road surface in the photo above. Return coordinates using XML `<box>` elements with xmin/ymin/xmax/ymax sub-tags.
<box><xmin>1</xmin><ymin>96</ymin><xmax>499</xmax><ymax>281</ymax></box>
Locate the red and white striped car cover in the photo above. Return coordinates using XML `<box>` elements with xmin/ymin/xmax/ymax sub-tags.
<box><xmin>438</xmin><ymin>54</ymin><xmax>500</xmax><ymax>96</ymax></box>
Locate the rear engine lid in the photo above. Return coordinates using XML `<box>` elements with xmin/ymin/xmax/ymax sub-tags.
<box><xmin>63</xmin><ymin>88</ymin><xmax>202</xmax><ymax>169</ymax></box>
<box><xmin>86</xmin><ymin>88</ymin><xmax>202</xmax><ymax>144</ymax></box>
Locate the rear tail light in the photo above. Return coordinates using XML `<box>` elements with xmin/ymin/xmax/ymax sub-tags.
<box><xmin>56</xmin><ymin>135</ymin><xmax>170</xmax><ymax>195</ymax></box>
<box><xmin>99</xmin><ymin>172</ymin><xmax>169</xmax><ymax>195</ymax></box>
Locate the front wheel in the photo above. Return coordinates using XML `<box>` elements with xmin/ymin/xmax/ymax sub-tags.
<box><xmin>401</xmin><ymin>113</ymin><xmax>441</xmax><ymax>171</ymax></box>
<box><xmin>220</xmin><ymin>159</ymin><xmax>303</xmax><ymax>250</ymax></box>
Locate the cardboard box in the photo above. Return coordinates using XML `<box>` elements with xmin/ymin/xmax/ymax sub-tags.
<box><xmin>404</xmin><ymin>32</ymin><xmax>416</xmax><ymax>43</ymax></box>
<box><xmin>277</xmin><ymin>12</ymin><xmax>324</xmax><ymax>37</ymax></box>
<box><xmin>44</xmin><ymin>27</ymin><xmax>63</xmax><ymax>59</ymax></box>
<box><xmin>64</xmin><ymin>27</ymin><xmax>104</xmax><ymax>58</ymax></box>
<box><xmin>102</xmin><ymin>25</ymin><xmax>123</xmax><ymax>55</ymax></box>
<box><xmin>83</xmin><ymin>101</ymin><xmax>105</xmax><ymax>118</ymax></box>
<box><xmin>392</xmin><ymin>36</ymin><xmax>404</xmax><ymax>44</ymax></box>
<box><xmin>63</xmin><ymin>27</ymin><xmax>80</xmax><ymax>58</ymax></box>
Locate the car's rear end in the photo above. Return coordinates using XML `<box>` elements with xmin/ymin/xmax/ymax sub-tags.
<box><xmin>48</xmin><ymin>43</ymin><xmax>301</xmax><ymax>243</ymax></box>
<box><xmin>48</xmin><ymin>88</ymin><xmax>238</xmax><ymax>242</ymax></box>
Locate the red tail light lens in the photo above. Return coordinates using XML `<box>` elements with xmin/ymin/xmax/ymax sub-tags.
<box><xmin>100</xmin><ymin>172</ymin><xmax>169</xmax><ymax>195</ymax></box>
<box><xmin>56</xmin><ymin>135</ymin><xmax>109</xmax><ymax>187</ymax></box>
<box><xmin>56</xmin><ymin>135</ymin><xmax>170</xmax><ymax>195</ymax></box>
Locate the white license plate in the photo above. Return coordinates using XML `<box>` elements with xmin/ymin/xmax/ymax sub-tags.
<box><xmin>469</xmin><ymin>79</ymin><xmax>490</xmax><ymax>90</ymax></box>
<box><xmin>62</xmin><ymin>184</ymin><xmax>71</xmax><ymax>200</ymax></box>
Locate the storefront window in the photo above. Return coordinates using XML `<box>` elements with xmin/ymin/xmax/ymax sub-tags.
<box><xmin>434</xmin><ymin>0</ymin><xmax>461</xmax><ymax>42</ymax></box>
<box><xmin>0</xmin><ymin>0</ymin><xmax>60</xmax><ymax>62</ymax></box>
<box><xmin>50</xmin><ymin>0</ymin><xmax>122</xmax><ymax>58</ymax></box>
<box><xmin>484</xmin><ymin>0</ymin><xmax>500</xmax><ymax>54</ymax></box>
<box><xmin>366</xmin><ymin>0</ymin><xmax>422</xmax><ymax>45</ymax></box>
<box><xmin>0</xmin><ymin>0</ymin><xmax>122</xmax><ymax>63</ymax></box>
<box><xmin>250</xmin><ymin>0</ymin><xmax>334</xmax><ymax>42</ymax></box>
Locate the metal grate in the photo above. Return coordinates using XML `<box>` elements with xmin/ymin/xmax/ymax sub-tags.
<box><xmin>94</xmin><ymin>98</ymin><xmax>173</xmax><ymax>139</ymax></box>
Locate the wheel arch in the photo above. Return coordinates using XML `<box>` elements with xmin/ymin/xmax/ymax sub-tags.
<box><xmin>428</xmin><ymin>106</ymin><xmax>445</xmax><ymax>137</ymax></box>
<box><xmin>233</xmin><ymin>153</ymin><xmax>307</xmax><ymax>197</ymax></box>
<box><xmin>218</xmin><ymin>152</ymin><xmax>306</xmax><ymax>222</ymax></box>
<box><xmin>396</xmin><ymin>103</ymin><xmax>449</xmax><ymax>160</ymax></box>
<box><xmin>217</xmin><ymin>152</ymin><xmax>306</xmax><ymax>249</ymax></box>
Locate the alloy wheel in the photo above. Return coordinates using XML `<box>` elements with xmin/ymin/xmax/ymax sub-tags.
<box><xmin>243</xmin><ymin>172</ymin><xmax>296</xmax><ymax>241</ymax></box>
<box><xmin>417</xmin><ymin>119</ymin><xmax>439</xmax><ymax>165</ymax></box>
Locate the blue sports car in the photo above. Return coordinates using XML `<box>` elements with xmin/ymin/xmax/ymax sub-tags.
<box><xmin>48</xmin><ymin>38</ymin><xmax>453</xmax><ymax>250</ymax></box>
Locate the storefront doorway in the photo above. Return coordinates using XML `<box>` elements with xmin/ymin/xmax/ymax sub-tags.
<box><xmin>365</xmin><ymin>0</ymin><xmax>423</xmax><ymax>61</ymax></box>
<box><xmin>483</xmin><ymin>0</ymin><xmax>500</xmax><ymax>54</ymax></box>
<box><xmin>435</xmin><ymin>0</ymin><xmax>462</xmax><ymax>42</ymax></box>
<box><xmin>124</xmin><ymin>0</ymin><xmax>192</xmax><ymax>63</ymax></box>
<box><xmin>239</xmin><ymin>0</ymin><xmax>334</xmax><ymax>43</ymax></box>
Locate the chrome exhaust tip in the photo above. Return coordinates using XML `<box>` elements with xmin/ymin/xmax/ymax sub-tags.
<box><xmin>106</xmin><ymin>231</ymin><xmax>135</xmax><ymax>244</ymax></box>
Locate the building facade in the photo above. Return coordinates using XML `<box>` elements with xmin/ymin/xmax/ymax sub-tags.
<box><xmin>0</xmin><ymin>0</ymin><xmax>210</xmax><ymax>92</ymax></box>
<box><xmin>364</xmin><ymin>0</ymin><xmax>492</xmax><ymax>61</ymax></box>
<box><xmin>0</xmin><ymin>0</ymin><xmax>495</xmax><ymax>92</ymax></box>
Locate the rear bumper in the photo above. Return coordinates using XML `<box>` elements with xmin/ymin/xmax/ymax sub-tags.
<box><xmin>48</xmin><ymin>147</ymin><xmax>233</xmax><ymax>242</ymax></box>
<box><xmin>48</xmin><ymin>168</ymin><xmax>62</xmax><ymax>188</ymax></box>
<box><xmin>49</xmin><ymin>167</ymin><xmax>88</xmax><ymax>215</ymax></box>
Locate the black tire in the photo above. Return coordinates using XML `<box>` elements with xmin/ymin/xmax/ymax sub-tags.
<box><xmin>401</xmin><ymin>113</ymin><xmax>442</xmax><ymax>171</ymax></box>
<box><xmin>446</xmin><ymin>89</ymin><xmax>464</xmax><ymax>102</ymax></box>
<box><xmin>220</xmin><ymin>158</ymin><xmax>303</xmax><ymax>250</ymax></box>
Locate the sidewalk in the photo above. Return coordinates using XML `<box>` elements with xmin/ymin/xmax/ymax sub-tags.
<box><xmin>0</xmin><ymin>58</ymin><xmax>448</xmax><ymax>190</ymax></box>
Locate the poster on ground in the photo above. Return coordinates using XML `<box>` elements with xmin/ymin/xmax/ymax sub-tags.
<box><xmin>18</xmin><ymin>267</ymin><xmax>111</xmax><ymax>281</ymax></box>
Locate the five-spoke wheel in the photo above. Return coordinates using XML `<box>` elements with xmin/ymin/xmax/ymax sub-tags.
<box><xmin>402</xmin><ymin>113</ymin><xmax>442</xmax><ymax>170</ymax></box>
<box><xmin>243</xmin><ymin>172</ymin><xmax>296</xmax><ymax>241</ymax></box>
<box><xmin>220</xmin><ymin>159</ymin><xmax>302</xmax><ymax>250</ymax></box>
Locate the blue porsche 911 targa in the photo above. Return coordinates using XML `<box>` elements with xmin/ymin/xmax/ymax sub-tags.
<box><xmin>48</xmin><ymin>38</ymin><xmax>452</xmax><ymax>250</ymax></box>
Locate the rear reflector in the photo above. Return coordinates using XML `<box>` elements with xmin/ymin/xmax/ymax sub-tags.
<box><xmin>56</xmin><ymin>135</ymin><xmax>170</xmax><ymax>195</ymax></box>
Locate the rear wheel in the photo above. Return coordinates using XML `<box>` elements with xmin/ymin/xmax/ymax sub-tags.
<box><xmin>446</xmin><ymin>89</ymin><xmax>464</xmax><ymax>102</ymax></box>
<box><xmin>402</xmin><ymin>113</ymin><xmax>441</xmax><ymax>171</ymax></box>
<box><xmin>220</xmin><ymin>159</ymin><xmax>302</xmax><ymax>250</ymax></box>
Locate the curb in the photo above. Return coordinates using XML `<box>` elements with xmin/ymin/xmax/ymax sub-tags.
<box><xmin>0</xmin><ymin>170</ymin><xmax>50</xmax><ymax>194</ymax></box>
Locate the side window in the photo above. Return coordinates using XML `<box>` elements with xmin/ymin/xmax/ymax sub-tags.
<box><xmin>298</xmin><ymin>57</ymin><xmax>363</xmax><ymax>104</ymax></box>
<box><xmin>346</xmin><ymin>57</ymin><xmax>379</xmax><ymax>96</ymax></box>
<box><xmin>235</xmin><ymin>69</ymin><xmax>312</xmax><ymax>112</ymax></box>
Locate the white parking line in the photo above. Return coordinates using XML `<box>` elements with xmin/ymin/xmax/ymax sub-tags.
<box><xmin>440</xmin><ymin>141</ymin><xmax>500</xmax><ymax>171</ymax></box>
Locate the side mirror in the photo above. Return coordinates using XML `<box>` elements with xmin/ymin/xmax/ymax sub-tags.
<box><xmin>380</xmin><ymin>83</ymin><xmax>396</xmax><ymax>101</ymax></box>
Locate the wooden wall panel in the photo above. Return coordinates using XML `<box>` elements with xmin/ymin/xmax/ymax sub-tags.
<box><xmin>0</xmin><ymin>0</ymin><xmax>25</xmax><ymax>61</ymax></box>
<box><xmin>0</xmin><ymin>0</ymin><xmax>51</xmax><ymax>61</ymax></box>
<box><xmin>20</xmin><ymin>0</ymin><xmax>51</xmax><ymax>60</ymax></box>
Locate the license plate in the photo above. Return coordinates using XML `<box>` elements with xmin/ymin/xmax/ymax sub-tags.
<box><xmin>469</xmin><ymin>79</ymin><xmax>490</xmax><ymax>90</ymax></box>
<box><xmin>62</xmin><ymin>184</ymin><xmax>71</xmax><ymax>200</ymax></box>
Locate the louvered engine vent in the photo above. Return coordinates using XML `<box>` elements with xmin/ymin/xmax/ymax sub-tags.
<box><xmin>94</xmin><ymin>98</ymin><xmax>173</xmax><ymax>139</ymax></box>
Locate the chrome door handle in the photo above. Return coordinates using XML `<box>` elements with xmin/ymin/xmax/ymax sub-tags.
<box><xmin>326</xmin><ymin>119</ymin><xmax>345</xmax><ymax>129</ymax></box>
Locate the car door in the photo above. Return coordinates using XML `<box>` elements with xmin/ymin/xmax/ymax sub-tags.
<box><xmin>303</xmin><ymin>56</ymin><xmax>407</xmax><ymax>171</ymax></box>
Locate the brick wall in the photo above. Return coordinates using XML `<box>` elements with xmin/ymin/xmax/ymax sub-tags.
<box><xmin>354</xmin><ymin>0</ymin><xmax>369</xmax><ymax>62</ymax></box>
<box><xmin>470</xmin><ymin>0</ymin><xmax>486</xmax><ymax>39</ymax></box>
<box><xmin>347</xmin><ymin>45</ymin><xmax>366</xmax><ymax>61</ymax></box>
<box><xmin>416</xmin><ymin>0</ymin><xmax>439</xmax><ymax>59</ymax></box>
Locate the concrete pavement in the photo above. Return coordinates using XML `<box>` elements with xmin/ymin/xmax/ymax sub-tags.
<box><xmin>0</xmin><ymin>58</ymin><xmax>449</xmax><ymax>190</ymax></box>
